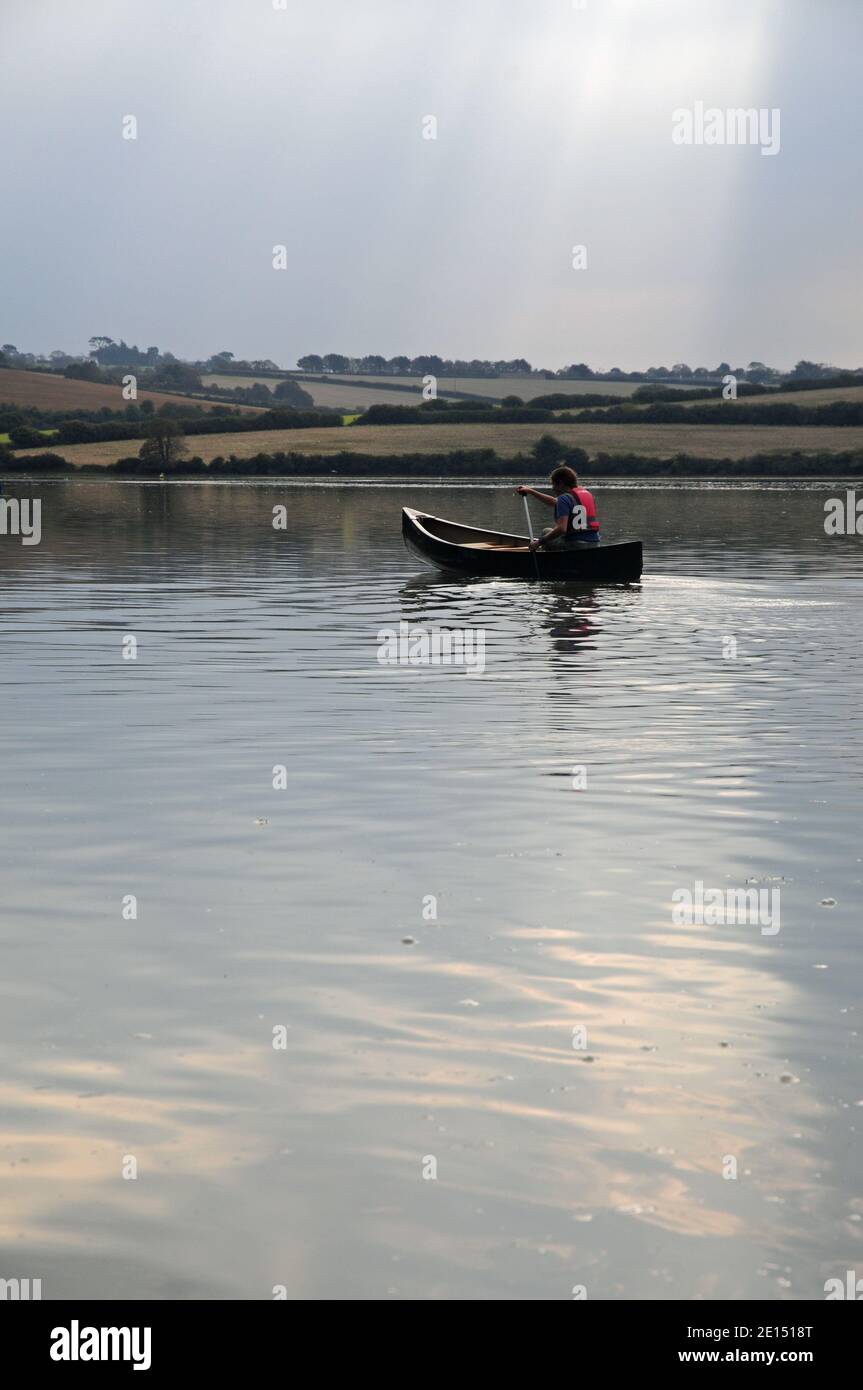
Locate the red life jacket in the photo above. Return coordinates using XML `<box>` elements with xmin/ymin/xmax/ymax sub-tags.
<box><xmin>568</xmin><ymin>487</ymin><xmax>599</xmax><ymax>534</ymax></box>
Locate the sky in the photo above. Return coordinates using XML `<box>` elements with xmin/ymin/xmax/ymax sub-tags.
<box><xmin>1</xmin><ymin>0</ymin><xmax>861</xmax><ymax>372</ymax></box>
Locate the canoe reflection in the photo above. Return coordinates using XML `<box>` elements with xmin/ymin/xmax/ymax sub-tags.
<box><xmin>399</xmin><ymin>573</ymin><xmax>642</xmax><ymax>660</ymax></box>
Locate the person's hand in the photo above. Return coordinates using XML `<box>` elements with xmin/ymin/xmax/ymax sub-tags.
<box><xmin>529</xmin><ymin>537</ymin><xmax>541</xmax><ymax>552</ymax></box>
<box><xmin>516</xmin><ymin>485</ymin><xmax>530</xmax><ymax>495</ymax></box>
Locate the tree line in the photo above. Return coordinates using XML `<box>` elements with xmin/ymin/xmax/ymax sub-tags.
<box><xmin>3</xmin><ymin>336</ymin><xmax>861</xmax><ymax>387</ymax></box>
<box><xmin>7</xmin><ymin>443</ymin><xmax>863</xmax><ymax>480</ymax></box>
<box><xmin>4</xmin><ymin>407</ymin><xmax>342</xmax><ymax>450</ymax></box>
<box><xmin>293</xmin><ymin>354</ymin><xmax>858</xmax><ymax>384</ymax></box>
<box><xmin>354</xmin><ymin>396</ymin><xmax>863</xmax><ymax>428</ymax></box>
<box><xmin>563</xmin><ymin>400</ymin><xmax>863</xmax><ymax>427</ymax></box>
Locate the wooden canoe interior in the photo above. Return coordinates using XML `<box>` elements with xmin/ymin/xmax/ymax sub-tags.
<box><xmin>419</xmin><ymin>513</ymin><xmax>528</xmax><ymax>549</ymax></box>
<box><xmin>419</xmin><ymin>514</ymin><xmax>588</xmax><ymax>553</ymax></box>
<box><xmin>460</xmin><ymin>540</ymin><xmax>528</xmax><ymax>551</ymax></box>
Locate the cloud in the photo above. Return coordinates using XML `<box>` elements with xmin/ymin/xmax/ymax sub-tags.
<box><xmin>1</xmin><ymin>0</ymin><xmax>860</xmax><ymax>368</ymax></box>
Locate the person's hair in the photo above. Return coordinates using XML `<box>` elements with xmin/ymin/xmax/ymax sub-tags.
<box><xmin>550</xmin><ymin>465</ymin><xmax>578</xmax><ymax>489</ymax></box>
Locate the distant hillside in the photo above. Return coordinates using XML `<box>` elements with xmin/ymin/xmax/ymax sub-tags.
<box><xmin>0</xmin><ymin>367</ymin><xmax>261</xmax><ymax>415</ymax></box>
<box><xmin>290</xmin><ymin>374</ymin><xmax>674</xmax><ymax>407</ymax></box>
<box><xmin>14</xmin><ymin>421</ymin><xmax>863</xmax><ymax>469</ymax></box>
<box><xmin>682</xmin><ymin>384</ymin><xmax>863</xmax><ymax>409</ymax></box>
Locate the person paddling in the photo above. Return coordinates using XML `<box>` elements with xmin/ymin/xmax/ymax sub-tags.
<box><xmin>517</xmin><ymin>466</ymin><xmax>600</xmax><ymax>551</ymax></box>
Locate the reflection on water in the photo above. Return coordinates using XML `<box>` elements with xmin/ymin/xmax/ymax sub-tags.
<box><xmin>0</xmin><ymin>479</ymin><xmax>862</xmax><ymax>1300</ymax></box>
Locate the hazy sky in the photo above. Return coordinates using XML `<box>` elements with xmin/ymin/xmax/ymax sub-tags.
<box><xmin>2</xmin><ymin>0</ymin><xmax>860</xmax><ymax>370</ymax></box>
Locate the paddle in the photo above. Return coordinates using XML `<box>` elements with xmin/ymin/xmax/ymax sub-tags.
<box><xmin>522</xmin><ymin>494</ymin><xmax>541</xmax><ymax>579</ymax></box>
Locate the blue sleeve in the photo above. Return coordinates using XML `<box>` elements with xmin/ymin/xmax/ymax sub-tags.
<box><xmin>555</xmin><ymin>495</ymin><xmax>574</xmax><ymax>521</ymax></box>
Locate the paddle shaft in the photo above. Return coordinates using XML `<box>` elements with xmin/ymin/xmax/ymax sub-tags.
<box><xmin>522</xmin><ymin>495</ymin><xmax>542</xmax><ymax>578</ymax></box>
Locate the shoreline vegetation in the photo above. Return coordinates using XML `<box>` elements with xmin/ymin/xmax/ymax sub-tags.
<box><xmin>7</xmin><ymin>419</ymin><xmax>863</xmax><ymax>470</ymax></box>
<box><xmin>5</xmin><ymin>446</ymin><xmax>863</xmax><ymax>479</ymax></box>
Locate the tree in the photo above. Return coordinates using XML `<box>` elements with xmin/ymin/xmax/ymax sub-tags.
<box><xmin>297</xmin><ymin>355</ymin><xmax>324</xmax><ymax>372</ymax></box>
<box><xmin>65</xmin><ymin>362</ymin><xmax>101</xmax><ymax>382</ymax></box>
<box><xmin>411</xmin><ymin>355</ymin><xmax>444</xmax><ymax>376</ymax></box>
<box><xmin>151</xmin><ymin>362</ymin><xmax>202</xmax><ymax>391</ymax></box>
<box><xmin>790</xmin><ymin>359</ymin><xmax>831</xmax><ymax>380</ymax></box>
<box><xmin>564</xmin><ymin>446</ymin><xmax>590</xmax><ymax>470</ymax></box>
<box><xmin>9</xmin><ymin>425</ymin><xmax>46</xmax><ymax>447</ymax></box>
<box><xmin>322</xmin><ymin>353</ymin><xmax>350</xmax><ymax>374</ymax></box>
<box><xmin>273</xmin><ymin>379</ymin><xmax>314</xmax><ymax>408</ymax></box>
<box><xmin>89</xmin><ymin>336</ymin><xmax>114</xmax><ymax>353</ymax></box>
<box><xmin>360</xmin><ymin>355</ymin><xmax>387</xmax><ymax>374</ymax></box>
<box><xmin>138</xmin><ymin>417</ymin><xmax>188</xmax><ymax>469</ymax></box>
<box><xmin>745</xmin><ymin>361</ymin><xmax>771</xmax><ymax>384</ymax></box>
<box><xmin>531</xmin><ymin>434</ymin><xmax>566</xmax><ymax>466</ymax></box>
<box><xmin>245</xmin><ymin>384</ymin><xmax>275</xmax><ymax>403</ymax></box>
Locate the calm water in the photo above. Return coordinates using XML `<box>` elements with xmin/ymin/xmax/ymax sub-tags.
<box><xmin>1</xmin><ymin>478</ymin><xmax>862</xmax><ymax>1301</ymax></box>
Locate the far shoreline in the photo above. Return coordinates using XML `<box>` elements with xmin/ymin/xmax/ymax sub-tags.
<box><xmin>4</xmin><ymin>470</ymin><xmax>863</xmax><ymax>489</ymax></box>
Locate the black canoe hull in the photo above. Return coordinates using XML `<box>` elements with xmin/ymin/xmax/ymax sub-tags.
<box><xmin>402</xmin><ymin>508</ymin><xmax>642</xmax><ymax>581</ymax></box>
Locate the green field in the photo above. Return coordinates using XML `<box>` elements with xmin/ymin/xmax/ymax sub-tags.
<box><xmin>324</xmin><ymin>375</ymin><xmax>683</xmax><ymax>401</ymax></box>
<box><xmin>12</xmin><ymin>420</ymin><xmax>863</xmax><ymax>470</ymax></box>
<box><xmin>683</xmin><ymin>384</ymin><xmax>863</xmax><ymax>409</ymax></box>
<box><xmin>0</xmin><ymin>428</ymin><xmax>57</xmax><ymax>443</ymax></box>
<box><xmin>201</xmin><ymin>373</ymin><xmax>437</xmax><ymax>410</ymax></box>
<box><xmin>203</xmin><ymin>372</ymin><xmax>694</xmax><ymax>408</ymax></box>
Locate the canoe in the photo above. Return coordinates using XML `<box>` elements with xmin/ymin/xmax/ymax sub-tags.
<box><xmin>402</xmin><ymin>507</ymin><xmax>643</xmax><ymax>581</ymax></box>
